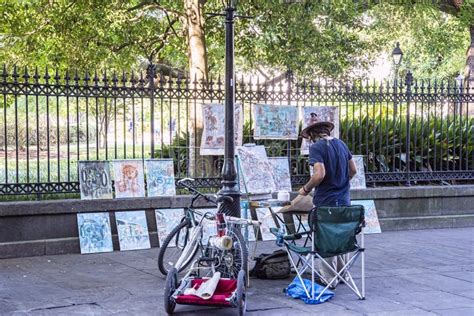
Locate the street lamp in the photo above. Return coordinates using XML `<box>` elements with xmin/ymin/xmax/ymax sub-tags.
<box><xmin>218</xmin><ymin>0</ymin><xmax>241</xmax><ymax>217</ymax></box>
<box><xmin>391</xmin><ymin>42</ymin><xmax>403</xmax><ymax>115</ymax></box>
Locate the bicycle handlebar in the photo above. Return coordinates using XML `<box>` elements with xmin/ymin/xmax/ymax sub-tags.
<box><xmin>178</xmin><ymin>178</ymin><xmax>217</xmax><ymax>205</ymax></box>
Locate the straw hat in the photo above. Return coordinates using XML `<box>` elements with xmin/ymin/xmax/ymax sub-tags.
<box><xmin>300</xmin><ymin>112</ymin><xmax>334</xmax><ymax>139</ymax></box>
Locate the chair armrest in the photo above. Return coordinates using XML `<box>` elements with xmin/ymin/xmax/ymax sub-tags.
<box><xmin>283</xmin><ymin>231</ymin><xmax>312</xmax><ymax>241</ymax></box>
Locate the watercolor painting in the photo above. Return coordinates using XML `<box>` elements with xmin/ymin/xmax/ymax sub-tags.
<box><xmin>351</xmin><ymin>200</ymin><xmax>382</xmax><ymax>234</ymax></box>
<box><xmin>237</xmin><ymin>145</ymin><xmax>275</xmax><ymax>195</ymax></box>
<box><xmin>77</xmin><ymin>212</ymin><xmax>113</xmax><ymax>254</ymax></box>
<box><xmin>241</xmin><ymin>208</ymin><xmax>257</xmax><ymax>242</ymax></box>
<box><xmin>200</xmin><ymin>103</ymin><xmax>243</xmax><ymax>155</ymax></box>
<box><xmin>145</xmin><ymin>159</ymin><xmax>176</xmax><ymax>196</ymax></box>
<box><xmin>350</xmin><ymin>155</ymin><xmax>367</xmax><ymax>190</ymax></box>
<box><xmin>253</xmin><ymin>104</ymin><xmax>298</xmax><ymax>139</ymax></box>
<box><xmin>155</xmin><ymin>209</ymin><xmax>185</xmax><ymax>247</ymax></box>
<box><xmin>255</xmin><ymin>208</ymin><xmax>277</xmax><ymax>241</ymax></box>
<box><xmin>115</xmin><ymin>211</ymin><xmax>151</xmax><ymax>251</ymax></box>
<box><xmin>268</xmin><ymin>157</ymin><xmax>292</xmax><ymax>192</ymax></box>
<box><xmin>301</xmin><ymin>106</ymin><xmax>340</xmax><ymax>155</ymax></box>
<box><xmin>78</xmin><ymin>161</ymin><xmax>113</xmax><ymax>200</ymax></box>
<box><xmin>113</xmin><ymin>160</ymin><xmax>145</xmax><ymax>198</ymax></box>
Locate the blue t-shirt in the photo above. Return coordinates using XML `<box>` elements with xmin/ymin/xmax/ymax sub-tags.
<box><xmin>309</xmin><ymin>138</ymin><xmax>352</xmax><ymax>208</ymax></box>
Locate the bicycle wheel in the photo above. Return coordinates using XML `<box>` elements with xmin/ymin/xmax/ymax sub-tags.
<box><xmin>157</xmin><ymin>219</ymin><xmax>199</xmax><ymax>276</ymax></box>
<box><xmin>211</xmin><ymin>225</ymin><xmax>248</xmax><ymax>279</ymax></box>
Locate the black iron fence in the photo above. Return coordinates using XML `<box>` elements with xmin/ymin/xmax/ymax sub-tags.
<box><xmin>0</xmin><ymin>64</ymin><xmax>473</xmax><ymax>196</ymax></box>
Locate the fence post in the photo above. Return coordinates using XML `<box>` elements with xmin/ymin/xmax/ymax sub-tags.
<box><xmin>405</xmin><ymin>71</ymin><xmax>413</xmax><ymax>186</ymax></box>
<box><xmin>146</xmin><ymin>63</ymin><xmax>157</xmax><ymax>158</ymax></box>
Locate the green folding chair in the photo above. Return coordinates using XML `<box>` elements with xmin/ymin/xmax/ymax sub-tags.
<box><xmin>274</xmin><ymin>205</ymin><xmax>366</xmax><ymax>301</ymax></box>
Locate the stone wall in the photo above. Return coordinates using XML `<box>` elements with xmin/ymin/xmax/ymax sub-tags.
<box><xmin>1</xmin><ymin>185</ymin><xmax>473</xmax><ymax>258</ymax></box>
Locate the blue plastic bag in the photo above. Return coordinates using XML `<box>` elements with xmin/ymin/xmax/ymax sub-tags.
<box><xmin>284</xmin><ymin>277</ymin><xmax>334</xmax><ymax>304</ymax></box>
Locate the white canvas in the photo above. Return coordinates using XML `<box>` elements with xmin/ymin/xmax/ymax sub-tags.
<box><xmin>351</xmin><ymin>200</ymin><xmax>382</xmax><ymax>234</ymax></box>
<box><xmin>145</xmin><ymin>159</ymin><xmax>176</xmax><ymax>196</ymax></box>
<box><xmin>77</xmin><ymin>212</ymin><xmax>113</xmax><ymax>254</ymax></box>
<box><xmin>115</xmin><ymin>211</ymin><xmax>151</xmax><ymax>251</ymax></box>
<box><xmin>78</xmin><ymin>161</ymin><xmax>113</xmax><ymax>200</ymax></box>
<box><xmin>350</xmin><ymin>155</ymin><xmax>367</xmax><ymax>189</ymax></box>
<box><xmin>113</xmin><ymin>160</ymin><xmax>146</xmax><ymax>198</ymax></box>
<box><xmin>255</xmin><ymin>208</ymin><xmax>277</xmax><ymax>241</ymax></box>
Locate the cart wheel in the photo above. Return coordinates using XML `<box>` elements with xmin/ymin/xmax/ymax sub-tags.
<box><xmin>236</xmin><ymin>270</ymin><xmax>246</xmax><ymax>316</ymax></box>
<box><xmin>164</xmin><ymin>267</ymin><xmax>178</xmax><ymax>314</ymax></box>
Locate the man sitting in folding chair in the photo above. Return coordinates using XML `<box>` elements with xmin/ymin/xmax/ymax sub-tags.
<box><xmin>274</xmin><ymin>205</ymin><xmax>366</xmax><ymax>302</ymax></box>
<box><xmin>298</xmin><ymin>113</ymin><xmax>358</xmax><ymax>289</ymax></box>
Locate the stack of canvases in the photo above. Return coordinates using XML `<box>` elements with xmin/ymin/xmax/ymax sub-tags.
<box><xmin>76</xmin><ymin>159</ymin><xmax>194</xmax><ymax>254</ymax></box>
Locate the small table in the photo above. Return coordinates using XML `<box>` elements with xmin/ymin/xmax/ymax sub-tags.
<box><xmin>249</xmin><ymin>199</ymin><xmax>290</xmax><ymax>231</ymax></box>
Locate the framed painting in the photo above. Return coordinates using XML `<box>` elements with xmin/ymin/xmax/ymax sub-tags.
<box><xmin>78</xmin><ymin>161</ymin><xmax>113</xmax><ymax>200</ymax></box>
<box><xmin>268</xmin><ymin>157</ymin><xmax>292</xmax><ymax>192</ymax></box>
<box><xmin>113</xmin><ymin>160</ymin><xmax>145</xmax><ymax>198</ymax></box>
<box><xmin>115</xmin><ymin>211</ymin><xmax>151</xmax><ymax>251</ymax></box>
<box><xmin>77</xmin><ymin>212</ymin><xmax>113</xmax><ymax>254</ymax></box>
<box><xmin>155</xmin><ymin>209</ymin><xmax>185</xmax><ymax>247</ymax></box>
<box><xmin>350</xmin><ymin>155</ymin><xmax>367</xmax><ymax>190</ymax></box>
<box><xmin>253</xmin><ymin>104</ymin><xmax>298</xmax><ymax>139</ymax></box>
<box><xmin>145</xmin><ymin>159</ymin><xmax>176</xmax><ymax>196</ymax></box>
<box><xmin>200</xmin><ymin>103</ymin><xmax>243</xmax><ymax>155</ymax></box>
<box><xmin>300</xmin><ymin>106</ymin><xmax>339</xmax><ymax>155</ymax></box>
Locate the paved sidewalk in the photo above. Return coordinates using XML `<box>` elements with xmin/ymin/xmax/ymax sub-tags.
<box><xmin>1</xmin><ymin>228</ymin><xmax>473</xmax><ymax>315</ymax></box>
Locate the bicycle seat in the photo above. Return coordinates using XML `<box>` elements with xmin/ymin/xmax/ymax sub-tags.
<box><xmin>216</xmin><ymin>195</ymin><xmax>234</xmax><ymax>204</ymax></box>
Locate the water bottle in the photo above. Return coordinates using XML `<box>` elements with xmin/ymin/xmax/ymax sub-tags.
<box><xmin>276</xmin><ymin>225</ymin><xmax>286</xmax><ymax>247</ymax></box>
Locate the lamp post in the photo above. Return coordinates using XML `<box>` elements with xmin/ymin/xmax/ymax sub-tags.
<box><xmin>391</xmin><ymin>42</ymin><xmax>403</xmax><ymax>115</ymax></box>
<box><xmin>218</xmin><ymin>0</ymin><xmax>240</xmax><ymax>217</ymax></box>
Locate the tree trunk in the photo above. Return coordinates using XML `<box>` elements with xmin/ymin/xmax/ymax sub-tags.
<box><xmin>185</xmin><ymin>0</ymin><xmax>209</xmax><ymax>177</ymax></box>
<box><xmin>464</xmin><ymin>25</ymin><xmax>474</xmax><ymax>84</ymax></box>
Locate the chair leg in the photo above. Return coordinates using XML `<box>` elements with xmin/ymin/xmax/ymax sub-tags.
<box><xmin>286</xmin><ymin>248</ymin><xmax>311</xmax><ymax>299</ymax></box>
<box><xmin>361</xmin><ymin>233</ymin><xmax>365</xmax><ymax>299</ymax></box>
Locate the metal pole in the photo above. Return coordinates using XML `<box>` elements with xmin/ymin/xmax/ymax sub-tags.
<box><xmin>146</xmin><ymin>63</ymin><xmax>157</xmax><ymax>158</ymax></box>
<box><xmin>405</xmin><ymin>71</ymin><xmax>413</xmax><ymax>186</ymax></box>
<box><xmin>218</xmin><ymin>2</ymin><xmax>240</xmax><ymax>217</ymax></box>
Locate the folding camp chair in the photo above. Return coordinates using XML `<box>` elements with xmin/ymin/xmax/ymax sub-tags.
<box><xmin>274</xmin><ymin>205</ymin><xmax>365</xmax><ymax>301</ymax></box>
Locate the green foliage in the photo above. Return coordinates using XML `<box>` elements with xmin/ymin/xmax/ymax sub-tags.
<box><xmin>154</xmin><ymin>130</ymin><xmax>189</xmax><ymax>176</ymax></box>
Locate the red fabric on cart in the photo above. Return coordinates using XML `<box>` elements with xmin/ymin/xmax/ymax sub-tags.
<box><xmin>175</xmin><ymin>279</ymin><xmax>237</xmax><ymax>306</ymax></box>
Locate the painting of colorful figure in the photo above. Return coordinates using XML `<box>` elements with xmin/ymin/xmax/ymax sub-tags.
<box><xmin>78</xmin><ymin>161</ymin><xmax>113</xmax><ymax>200</ymax></box>
<box><xmin>113</xmin><ymin>160</ymin><xmax>145</xmax><ymax>198</ymax></box>
<box><xmin>268</xmin><ymin>157</ymin><xmax>292</xmax><ymax>192</ymax></box>
<box><xmin>200</xmin><ymin>103</ymin><xmax>243</xmax><ymax>155</ymax></box>
<box><xmin>77</xmin><ymin>212</ymin><xmax>113</xmax><ymax>254</ymax></box>
<box><xmin>115</xmin><ymin>211</ymin><xmax>151</xmax><ymax>251</ymax></box>
<box><xmin>300</xmin><ymin>106</ymin><xmax>339</xmax><ymax>155</ymax></box>
<box><xmin>350</xmin><ymin>155</ymin><xmax>366</xmax><ymax>190</ymax></box>
<box><xmin>237</xmin><ymin>145</ymin><xmax>275</xmax><ymax>196</ymax></box>
<box><xmin>155</xmin><ymin>209</ymin><xmax>185</xmax><ymax>248</ymax></box>
<box><xmin>351</xmin><ymin>200</ymin><xmax>381</xmax><ymax>234</ymax></box>
<box><xmin>253</xmin><ymin>104</ymin><xmax>298</xmax><ymax>139</ymax></box>
<box><xmin>145</xmin><ymin>159</ymin><xmax>176</xmax><ymax>196</ymax></box>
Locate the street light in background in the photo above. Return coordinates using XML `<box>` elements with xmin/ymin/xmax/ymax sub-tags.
<box><xmin>391</xmin><ymin>42</ymin><xmax>403</xmax><ymax>115</ymax></box>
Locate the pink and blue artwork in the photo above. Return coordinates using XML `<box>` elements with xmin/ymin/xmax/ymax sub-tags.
<box><xmin>155</xmin><ymin>209</ymin><xmax>185</xmax><ymax>248</ymax></box>
<box><xmin>253</xmin><ymin>104</ymin><xmax>298</xmax><ymax>139</ymax></box>
<box><xmin>268</xmin><ymin>157</ymin><xmax>292</xmax><ymax>192</ymax></box>
<box><xmin>237</xmin><ymin>145</ymin><xmax>275</xmax><ymax>196</ymax></box>
<box><xmin>113</xmin><ymin>160</ymin><xmax>146</xmax><ymax>198</ymax></box>
<box><xmin>350</xmin><ymin>155</ymin><xmax>366</xmax><ymax>190</ymax></box>
<box><xmin>200</xmin><ymin>103</ymin><xmax>243</xmax><ymax>155</ymax></box>
<box><xmin>351</xmin><ymin>200</ymin><xmax>381</xmax><ymax>234</ymax></box>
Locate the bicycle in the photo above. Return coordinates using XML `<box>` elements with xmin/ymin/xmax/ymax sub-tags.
<box><xmin>157</xmin><ymin>178</ymin><xmax>260</xmax><ymax>279</ymax></box>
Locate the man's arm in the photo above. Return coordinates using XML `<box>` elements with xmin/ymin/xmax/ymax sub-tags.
<box><xmin>348</xmin><ymin>159</ymin><xmax>357</xmax><ymax>179</ymax></box>
<box><xmin>299</xmin><ymin>163</ymin><xmax>325</xmax><ymax>196</ymax></box>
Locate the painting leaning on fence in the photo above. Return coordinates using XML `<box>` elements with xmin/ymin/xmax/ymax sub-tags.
<box><xmin>253</xmin><ymin>104</ymin><xmax>299</xmax><ymax>139</ymax></box>
<box><xmin>145</xmin><ymin>159</ymin><xmax>176</xmax><ymax>196</ymax></box>
<box><xmin>113</xmin><ymin>160</ymin><xmax>145</xmax><ymax>198</ymax></box>
<box><xmin>77</xmin><ymin>212</ymin><xmax>113</xmax><ymax>254</ymax></box>
<box><xmin>115</xmin><ymin>211</ymin><xmax>151</xmax><ymax>251</ymax></box>
<box><xmin>78</xmin><ymin>161</ymin><xmax>113</xmax><ymax>200</ymax></box>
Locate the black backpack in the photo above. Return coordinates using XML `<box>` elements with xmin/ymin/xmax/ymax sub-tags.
<box><xmin>249</xmin><ymin>249</ymin><xmax>291</xmax><ymax>279</ymax></box>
